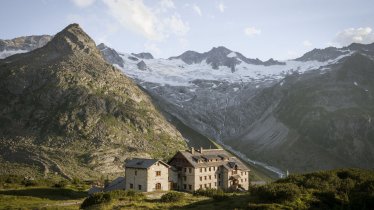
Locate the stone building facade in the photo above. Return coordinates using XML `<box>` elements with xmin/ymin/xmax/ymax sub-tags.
<box><xmin>124</xmin><ymin>158</ymin><xmax>170</xmax><ymax>192</ymax></box>
<box><xmin>123</xmin><ymin>148</ymin><xmax>250</xmax><ymax>193</ymax></box>
<box><xmin>167</xmin><ymin>148</ymin><xmax>250</xmax><ymax>192</ymax></box>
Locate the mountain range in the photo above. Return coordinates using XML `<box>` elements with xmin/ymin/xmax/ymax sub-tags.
<box><xmin>1</xmin><ymin>25</ymin><xmax>374</xmax><ymax>177</ymax></box>
<box><xmin>0</xmin><ymin>24</ymin><xmax>186</xmax><ymax>179</ymax></box>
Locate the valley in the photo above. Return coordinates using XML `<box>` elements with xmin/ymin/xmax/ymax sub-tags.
<box><xmin>1</xmin><ymin>26</ymin><xmax>374</xmax><ymax>179</ymax></box>
<box><xmin>1</xmin><ymin>1</ymin><xmax>374</xmax><ymax>209</ymax></box>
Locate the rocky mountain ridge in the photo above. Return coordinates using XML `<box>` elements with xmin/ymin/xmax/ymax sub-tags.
<box><xmin>0</xmin><ymin>24</ymin><xmax>187</xmax><ymax>179</ymax></box>
<box><xmin>0</xmin><ymin>35</ymin><xmax>52</xmax><ymax>58</ymax></box>
<box><xmin>169</xmin><ymin>46</ymin><xmax>285</xmax><ymax>72</ymax></box>
<box><xmin>2</xmin><ymin>30</ymin><xmax>374</xmax><ymax>175</ymax></box>
<box><xmin>113</xmin><ymin>42</ymin><xmax>374</xmax><ymax>174</ymax></box>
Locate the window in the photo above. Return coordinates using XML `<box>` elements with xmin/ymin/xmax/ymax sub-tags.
<box><xmin>209</xmin><ymin>183</ymin><xmax>211</xmax><ymax>188</ymax></box>
<box><xmin>189</xmin><ymin>168</ymin><xmax>192</xmax><ymax>173</ymax></box>
<box><xmin>200</xmin><ymin>184</ymin><xmax>202</xmax><ymax>189</ymax></box>
<box><xmin>241</xmin><ymin>172</ymin><xmax>243</xmax><ymax>176</ymax></box>
<box><xmin>156</xmin><ymin>171</ymin><xmax>161</xmax><ymax>176</ymax></box>
<box><xmin>218</xmin><ymin>174</ymin><xmax>221</xmax><ymax>178</ymax></box>
<box><xmin>138</xmin><ymin>185</ymin><xmax>142</xmax><ymax>190</ymax></box>
<box><xmin>241</xmin><ymin>179</ymin><xmax>243</xmax><ymax>182</ymax></box>
<box><xmin>130</xmin><ymin>183</ymin><xmax>133</xmax><ymax>189</ymax></box>
<box><xmin>189</xmin><ymin>185</ymin><xmax>192</xmax><ymax>190</ymax></box>
<box><xmin>204</xmin><ymin>176</ymin><xmax>207</xmax><ymax>180</ymax></box>
<box><xmin>200</xmin><ymin>176</ymin><xmax>202</xmax><ymax>181</ymax></box>
<box><xmin>184</xmin><ymin>168</ymin><xmax>187</xmax><ymax>173</ymax></box>
<box><xmin>245</xmin><ymin>178</ymin><xmax>247</xmax><ymax>182</ymax></box>
<box><xmin>183</xmin><ymin>184</ymin><xmax>187</xmax><ymax>190</ymax></box>
<box><xmin>204</xmin><ymin>168</ymin><xmax>207</xmax><ymax>172</ymax></box>
<box><xmin>209</xmin><ymin>167</ymin><xmax>211</xmax><ymax>171</ymax></box>
<box><xmin>204</xmin><ymin>184</ymin><xmax>207</xmax><ymax>188</ymax></box>
<box><xmin>209</xmin><ymin>175</ymin><xmax>211</xmax><ymax>180</ymax></box>
<box><xmin>135</xmin><ymin>170</ymin><xmax>137</xmax><ymax>176</ymax></box>
<box><xmin>214</xmin><ymin>182</ymin><xmax>217</xmax><ymax>186</ymax></box>
<box><xmin>156</xmin><ymin>183</ymin><xmax>161</xmax><ymax>190</ymax></box>
<box><xmin>232</xmin><ymin>170</ymin><xmax>237</xmax><ymax>175</ymax></box>
<box><xmin>200</xmin><ymin>168</ymin><xmax>202</xmax><ymax>173</ymax></box>
<box><xmin>183</xmin><ymin>176</ymin><xmax>186</xmax><ymax>181</ymax></box>
<box><xmin>218</xmin><ymin>181</ymin><xmax>221</xmax><ymax>186</ymax></box>
<box><xmin>215</xmin><ymin>175</ymin><xmax>217</xmax><ymax>179</ymax></box>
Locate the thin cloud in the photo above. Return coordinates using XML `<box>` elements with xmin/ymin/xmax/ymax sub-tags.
<box><xmin>71</xmin><ymin>0</ymin><xmax>95</xmax><ymax>7</ymax></box>
<box><xmin>193</xmin><ymin>4</ymin><xmax>202</xmax><ymax>16</ymax></box>
<box><xmin>144</xmin><ymin>42</ymin><xmax>161</xmax><ymax>55</ymax></box>
<box><xmin>102</xmin><ymin>0</ymin><xmax>189</xmax><ymax>41</ymax></box>
<box><xmin>218</xmin><ymin>2</ymin><xmax>225</xmax><ymax>13</ymax></box>
<box><xmin>165</xmin><ymin>15</ymin><xmax>190</xmax><ymax>36</ymax></box>
<box><xmin>244</xmin><ymin>27</ymin><xmax>261</xmax><ymax>36</ymax></box>
<box><xmin>334</xmin><ymin>27</ymin><xmax>374</xmax><ymax>46</ymax></box>
<box><xmin>159</xmin><ymin>0</ymin><xmax>174</xmax><ymax>9</ymax></box>
<box><xmin>302</xmin><ymin>40</ymin><xmax>313</xmax><ymax>47</ymax></box>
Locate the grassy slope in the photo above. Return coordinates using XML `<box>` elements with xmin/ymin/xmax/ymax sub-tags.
<box><xmin>1</xmin><ymin>168</ymin><xmax>373</xmax><ymax>209</ymax></box>
<box><xmin>0</xmin><ymin>187</ymin><xmax>86</xmax><ymax>209</ymax></box>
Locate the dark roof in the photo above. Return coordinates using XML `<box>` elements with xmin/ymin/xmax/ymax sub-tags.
<box><xmin>176</xmin><ymin>149</ymin><xmax>249</xmax><ymax>171</ymax></box>
<box><xmin>202</xmin><ymin>154</ymin><xmax>220</xmax><ymax>160</ymax></box>
<box><xmin>125</xmin><ymin>158</ymin><xmax>170</xmax><ymax>169</ymax></box>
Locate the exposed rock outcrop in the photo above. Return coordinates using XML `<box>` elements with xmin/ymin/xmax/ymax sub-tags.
<box><xmin>0</xmin><ymin>24</ymin><xmax>187</xmax><ymax>179</ymax></box>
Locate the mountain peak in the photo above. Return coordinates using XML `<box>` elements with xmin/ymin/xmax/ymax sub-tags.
<box><xmin>132</xmin><ymin>52</ymin><xmax>154</xmax><ymax>59</ymax></box>
<box><xmin>46</xmin><ymin>23</ymin><xmax>99</xmax><ymax>55</ymax></box>
<box><xmin>208</xmin><ymin>46</ymin><xmax>232</xmax><ymax>55</ymax></box>
<box><xmin>97</xmin><ymin>43</ymin><xmax>124</xmax><ymax>67</ymax></box>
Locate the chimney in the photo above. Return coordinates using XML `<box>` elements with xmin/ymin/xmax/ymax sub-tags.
<box><xmin>200</xmin><ymin>147</ymin><xmax>203</xmax><ymax>154</ymax></box>
<box><xmin>191</xmin><ymin>147</ymin><xmax>195</xmax><ymax>155</ymax></box>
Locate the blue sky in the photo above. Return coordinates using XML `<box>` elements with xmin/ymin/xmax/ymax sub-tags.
<box><xmin>1</xmin><ymin>0</ymin><xmax>374</xmax><ymax>60</ymax></box>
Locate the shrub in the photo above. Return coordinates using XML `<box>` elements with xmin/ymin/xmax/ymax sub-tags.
<box><xmin>72</xmin><ymin>177</ymin><xmax>82</xmax><ymax>185</ymax></box>
<box><xmin>161</xmin><ymin>191</ymin><xmax>185</xmax><ymax>202</ymax></box>
<box><xmin>80</xmin><ymin>192</ymin><xmax>112</xmax><ymax>209</ymax></box>
<box><xmin>21</xmin><ymin>179</ymin><xmax>39</xmax><ymax>187</ymax></box>
<box><xmin>0</xmin><ymin>175</ymin><xmax>24</xmax><ymax>184</ymax></box>
<box><xmin>193</xmin><ymin>188</ymin><xmax>226</xmax><ymax>198</ymax></box>
<box><xmin>212</xmin><ymin>193</ymin><xmax>229</xmax><ymax>201</ymax></box>
<box><xmin>54</xmin><ymin>180</ymin><xmax>67</xmax><ymax>188</ymax></box>
<box><xmin>247</xmin><ymin>203</ymin><xmax>293</xmax><ymax>210</ymax></box>
<box><xmin>254</xmin><ymin>183</ymin><xmax>301</xmax><ymax>203</ymax></box>
<box><xmin>108</xmin><ymin>190</ymin><xmax>144</xmax><ymax>200</ymax></box>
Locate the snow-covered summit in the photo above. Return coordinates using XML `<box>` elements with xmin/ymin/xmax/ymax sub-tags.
<box><xmin>115</xmin><ymin>50</ymin><xmax>353</xmax><ymax>87</ymax></box>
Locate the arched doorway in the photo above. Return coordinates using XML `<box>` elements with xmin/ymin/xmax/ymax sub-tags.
<box><xmin>155</xmin><ymin>183</ymin><xmax>161</xmax><ymax>190</ymax></box>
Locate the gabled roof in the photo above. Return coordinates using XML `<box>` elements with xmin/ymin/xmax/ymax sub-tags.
<box><xmin>171</xmin><ymin>149</ymin><xmax>250</xmax><ymax>171</ymax></box>
<box><xmin>125</xmin><ymin>158</ymin><xmax>170</xmax><ymax>169</ymax></box>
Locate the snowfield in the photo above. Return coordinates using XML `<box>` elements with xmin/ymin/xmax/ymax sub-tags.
<box><xmin>0</xmin><ymin>50</ymin><xmax>28</xmax><ymax>59</ymax></box>
<box><xmin>118</xmin><ymin>52</ymin><xmax>353</xmax><ymax>87</ymax></box>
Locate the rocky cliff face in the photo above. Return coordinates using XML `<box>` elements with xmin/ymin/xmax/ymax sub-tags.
<box><xmin>169</xmin><ymin>46</ymin><xmax>285</xmax><ymax>71</ymax></box>
<box><xmin>99</xmin><ymin>42</ymin><xmax>374</xmax><ymax>175</ymax></box>
<box><xmin>230</xmin><ymin>53</ymin><xmax>374</xmax><ymax>172</ymax></box>
<box><xmin>0</xmin><ymin>24</ymin><xmax>187</xmax><ymax>179</ymax></box>
<box><xmin>97</xmin><ymin>43</ymin><xmax>124</xmax><ymax>67</ymax></box>
<box><xmin>7</xmin><ymin>28</ymin><xmax>372</xmax><ymax>175</ymax></box>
